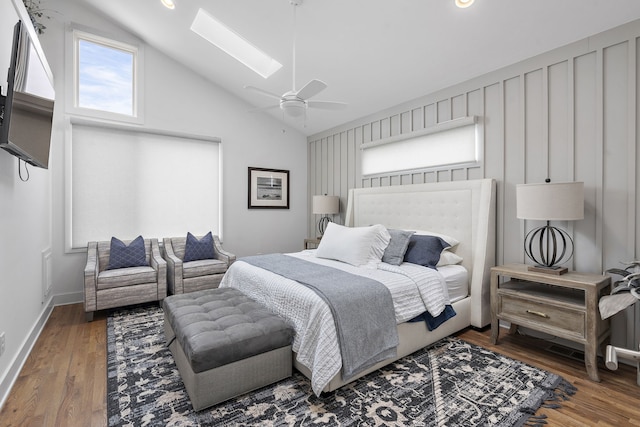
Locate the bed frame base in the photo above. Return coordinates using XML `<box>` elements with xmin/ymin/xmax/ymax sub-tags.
<box><xmin>294</xmin><ymin>297</ymin><xmax>471</xmax><ymax>392</ymax></box>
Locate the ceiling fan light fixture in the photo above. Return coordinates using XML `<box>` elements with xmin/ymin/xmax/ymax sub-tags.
<box><xmin>161</xmin><ymin>0</ymin><xmax>175</xmax><ymax>9</ymax></box>
<box><xmin>280</xmin><ymin>99</ymin><xmax>307</xmax><ymax>117</ymax></box>
<box><xmin>455</xmin><ymin>0</ymin><xmax>475</xmax><ymax>8</ymax></box>
<box><xmin>191</xmin><ymin>8</ymin><xmax>282</xmax><ymax>78</ymax></box>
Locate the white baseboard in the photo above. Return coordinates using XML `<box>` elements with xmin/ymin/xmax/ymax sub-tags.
<box><xmin>53</xmin><ymin>291</ymin><xmax>84</xmax><ymax>306</ymax></box>
<box><xmin>0</xmin><ymin>296</ymin><xmax>55</xmax><ymax>411</ymax></box>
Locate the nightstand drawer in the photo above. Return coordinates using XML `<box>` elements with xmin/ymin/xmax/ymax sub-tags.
<box><xmin>499</xmin><ymin>294</ymin><xmax>585</xmax><ymax>339</ymax></box>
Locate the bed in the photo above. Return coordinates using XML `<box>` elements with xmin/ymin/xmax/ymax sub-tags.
<box><xmin>219</xmin><ymin>178</ymin><xmax>496</xmax><ymax>394</ymax></box>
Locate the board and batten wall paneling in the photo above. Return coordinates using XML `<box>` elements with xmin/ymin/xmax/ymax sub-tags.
<box><xmin>603</xmin><ymin>41</ymin><xmax>630</xmax><ymax>270</ymax></box>
<box><xmin>502</xmin><ymin>75</ymin><xmax>523</xmax><ymax>267</ymax></box>
<box><xmin>308</xmin><ymin>18</ymin><xmax>640</xmax><ymax>351</ymax></box>
<box><xmin>636</xmin><ymin>37</ymin><xmax>640</xmax><ymax>353</ymax></box>
<box><xmin>574</xmin><ymin>51</ymin><xmax>600</xmax><ymax>275</ymax></box>
<box><xmin>602</xmin><ymin>40</ymin><xmax>635</xmax><ymax>349</ymax></box>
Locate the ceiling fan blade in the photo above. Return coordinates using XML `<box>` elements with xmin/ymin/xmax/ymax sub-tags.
<box><xmin>295</xmin><ymin>79</ymin><xmax>327</xmax><ymax>100</ymax></box>
<box><xmin>244</xmin><ymin>85</ymin><xmax>283</xmax><ymax>101</ymax></box>
<box><xmin>307</xmin><ymin>100</ymin><xmax>348</xmax><ymax>110</ymax></box>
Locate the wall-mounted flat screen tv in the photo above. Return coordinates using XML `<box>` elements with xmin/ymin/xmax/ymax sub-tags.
<box><xmin>0</xmin><ymin>20</ymin><xmax>55</xmax><ymax>169</ymax></box>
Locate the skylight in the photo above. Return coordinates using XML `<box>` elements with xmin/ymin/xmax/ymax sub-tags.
<box><xmin>190</xmin><ymin>8</ymin><xmax>282</xmax><ymax>79</ymax></box>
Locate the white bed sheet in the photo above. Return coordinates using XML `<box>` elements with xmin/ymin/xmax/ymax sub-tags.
<box><xmin>438</xmin><ymin>264</ymin><xmax>469</xmax><ymax>303</ymax></box>
<box><xmin>219</xmin><ymin>251</ymin><xmax>452</xmax><ymax>395</ymax></box>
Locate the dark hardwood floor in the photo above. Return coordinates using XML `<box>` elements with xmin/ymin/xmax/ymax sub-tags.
<box><xmin>1</xmin><ymin>303</ymin><xmax>639</xmax><ymax>426</ymax></box>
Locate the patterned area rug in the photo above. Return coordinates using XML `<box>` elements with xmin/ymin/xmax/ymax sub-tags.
<box><xmin>107</xmin><ymin>305</ymin><xmax>576</xmax><ymax>426</ymax></box>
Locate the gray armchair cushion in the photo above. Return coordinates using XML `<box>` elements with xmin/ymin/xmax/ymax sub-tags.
<box><xmin>107</xmin><ymin>235</ymin><xmax>148</xmax><ymax>269</ymax></box>
<box><xmin>183</xmin><ymin>258</ymin><xmax>228</xmax><ymax>279</ymax></box>
<box><xmin>97</xmin><ymin>265</ymin><xmax>157</xmax><ymax>290</ymax></box>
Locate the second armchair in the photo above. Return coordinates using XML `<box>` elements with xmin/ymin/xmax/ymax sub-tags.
<box><xmin>163</xmin><ymin>233</ymin><xmax>235</xmax><ymax>294</ymax></box>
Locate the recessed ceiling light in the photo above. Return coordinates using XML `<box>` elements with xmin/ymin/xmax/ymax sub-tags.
<box><xmin>190</xmin><ymin>8</ymin><xmax>282</xmax><ymax>79</ymax></box>
<box><xmin>161</xmin><ymin>0</ymin><xmax>175</xmax><ymax>10</ymax></box>
<box><xmin>455</xmin><ymin>0</ymin><xmax>475</xmax><ymax>8</ymax></box>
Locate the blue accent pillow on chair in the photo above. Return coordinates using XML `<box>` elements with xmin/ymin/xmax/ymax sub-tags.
<box><xmin>183</xmin><ymin>232</ymin><xmax>215</xmax><ymax>262</ymax></box>
<box><xmin>107</xmin><ymin>235</ymin><xmax>148</xmax><ymax>270</ymax></box>
<box><xmin>403</xmin><ymin>235</ymin><xmax>450</xmax><ymax>269</ymax></box>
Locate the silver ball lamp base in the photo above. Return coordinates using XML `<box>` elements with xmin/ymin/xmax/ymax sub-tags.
<box><xmin>524</xmin><ymin>222</ymin><xmax>574</xmax><ymax>275</ymax></box>
<box><xmin>317</xmin><ymin>216</ymin><xmax>332</xmax><ymax>237</ymax></box>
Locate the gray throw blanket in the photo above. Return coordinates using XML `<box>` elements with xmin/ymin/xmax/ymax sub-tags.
<box><xmin>241</xmin><ymin>253</ymin><xmax>399</xmax><ymax>380</ymax></box>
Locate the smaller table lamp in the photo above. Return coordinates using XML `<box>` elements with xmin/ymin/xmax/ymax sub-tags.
<box><xmin>312</xmin><ymin>195</ymin><xmax>339</xmax><ymax>237</ymax></box>
<box><xmin>516</xmin><ymin>180</ymin><xmax>584</xmax><ymax>274</ymax></box>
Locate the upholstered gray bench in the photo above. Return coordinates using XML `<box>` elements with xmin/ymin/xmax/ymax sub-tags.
<box><xmin>163</xmin><ymin>287</ymin><xmax>293</xmax><ymax>411</ymax></box>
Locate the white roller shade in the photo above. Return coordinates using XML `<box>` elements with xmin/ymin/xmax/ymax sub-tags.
<box><xmin>361</xmin><ymin>120</ymin><xmax>477</xmax><ymax>176</ymax></box>
<box><xmin>68</xmin><ymin>123</ymin><xmax>221</xmax><ymax>249</ymax></box>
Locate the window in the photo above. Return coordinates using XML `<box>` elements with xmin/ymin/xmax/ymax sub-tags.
<box><xmin>67</xmin><ymin>29</ymin><xmax>143</xmax><ymax>123</ymax></box>
<box><xmin>361</xmin><ymin>117</ymin><xmax>478</xmax><ymax>176</ymax></box>
<box><xmin>67</xmin><ymin>121</ymin><xmax>221</xmax><ymax>250</ymax></box>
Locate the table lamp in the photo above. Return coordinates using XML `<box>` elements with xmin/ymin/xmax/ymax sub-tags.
<box><xmin>312</xmin><ymin>195</ymin><xmax>339</xmax><ymax>237</ymax></box>
<box><xmin>516</xmin><ymin>180</ymin><xmax>584</xmax><ymax>274</ymax></box>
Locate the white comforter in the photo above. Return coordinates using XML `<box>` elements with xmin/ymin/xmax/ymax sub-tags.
<box><xmin>218</xmin><ymin>250</ymin><xmax>451</xmax><ymax>395</ymax></box>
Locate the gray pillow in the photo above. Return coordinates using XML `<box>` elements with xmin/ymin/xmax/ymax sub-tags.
<box><xmin>382</xmin><ymin>229</ymin><xmax>415</xmax><ymax>265</ymax></box>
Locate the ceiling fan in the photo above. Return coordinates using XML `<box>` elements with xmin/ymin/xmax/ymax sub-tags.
<box><xmin>245</xmin><ymin>0</ymin><xmax>347</xmax><ymax>118</ymax></box>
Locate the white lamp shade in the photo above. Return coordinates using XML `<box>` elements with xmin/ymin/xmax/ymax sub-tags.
<box><xmin>516</xmin><ymin>181</ymin><xmax>584</xmax><ymax>221</ymax></box>
<box><xmin>312</xmin><ymin>195</ymin><xmax>339</xmax><ymax>215</ymax></box>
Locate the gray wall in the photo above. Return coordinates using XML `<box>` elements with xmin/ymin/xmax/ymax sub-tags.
<box><xmin>0</xmin><ymin>0</ymin><xmax>53</xmax><ymax>407</ymax></box>
<box><xmin>1</xmin><ymin>0</ymin><xmax>309</xmax><ymax>404</ymax></box>
<box><xmin>44</xmin><ymin>0</ymin><xmax>308</xmax><ymax>306</ymax></box>
<box><xmin>308</xmin><ymin>19</ymin><xmax>640</xmax><ymax>351</ymax></box>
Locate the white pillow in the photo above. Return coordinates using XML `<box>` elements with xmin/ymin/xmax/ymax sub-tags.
<box><xmin>437</xmin><ymin>250</ymin><xmax>463</xmax><ymax>267</ymax></box>
<box><xmin>316</xmin><ymin>223</ymin><xmax>391</xmax><ymax>268</ymax></box>
<box><xmin>414</xmin><ymin>230</ymin><xmax>460</xmax><ymax>248</ymax></box>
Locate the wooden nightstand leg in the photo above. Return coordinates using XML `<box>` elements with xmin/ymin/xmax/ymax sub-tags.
<box><xmin>490</xmin><ymin>318</ymin><xmax>499</xmax><ymax>344</ymax></box>
<box><xmin>508</xmin><ymin>323</ymin><xmax>518</xmax><ymax>335</ymax></box>
<box><xmin>490</xmin><ymin>271</ymin><xmax>499</xmax><ymax>344</ymax></box>
<box><xmin>585</xmin><ymin>344</ymin><xmax>601</xmax><ymax>382</ymax></box>
<box><xmin>585</xmin><ymin>287</ymin><xmax>601</xmax><ymax>382</ymax></box>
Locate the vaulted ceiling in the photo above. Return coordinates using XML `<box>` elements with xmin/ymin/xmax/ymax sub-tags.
<box><xmin>79</xmin><ymin>0</ymin><xmax>640</xmax><ymax>136</ymax></box>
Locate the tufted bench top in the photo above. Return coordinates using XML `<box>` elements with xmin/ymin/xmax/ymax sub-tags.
<box><xmin>163</xmin><ymin>287</ymin><xmax>293</xmax><ymax>373</ymax></box>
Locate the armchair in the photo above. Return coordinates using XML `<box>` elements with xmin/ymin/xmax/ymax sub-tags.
<box><xmin>163</xmin><ymin>234</ymin><xmax>235</xmax><ymax>294</ymax></box>
<box><xmin>84</xmin><ymin>238</ymin><xmax>167</xmax><ymax>321</ymax></box>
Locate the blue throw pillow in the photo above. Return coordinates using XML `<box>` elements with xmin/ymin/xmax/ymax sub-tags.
<box><xmin>403</xmin><ymin>234</ymin><xmax>450</xmax><ymax>269</ymax></box>
<box><xmin>107</xmin><ymin>235</ymin><xmax>148</xmax><ymax>270</ymax></box>
<box><xmin>183</xmin><ymin>232</ymin><xmax>215</xmax><ymax>262</ymax></box>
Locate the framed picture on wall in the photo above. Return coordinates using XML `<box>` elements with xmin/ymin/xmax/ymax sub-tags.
<box><xmin>248</xmin><ymin>167</ymin><xmax>290</xmax><ymax>209</ymax></box>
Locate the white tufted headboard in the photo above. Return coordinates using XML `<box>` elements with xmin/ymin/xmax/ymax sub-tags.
<box><xmin>345</xmin><ymin>179</ymin><xmax>496</xmax><ymax>327</ymax></box>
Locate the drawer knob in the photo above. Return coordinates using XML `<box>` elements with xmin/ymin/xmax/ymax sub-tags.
<box><xmin>526</xmin><ymin>309</ymin><xmax>549</xmax><ymax>318</ymax></box>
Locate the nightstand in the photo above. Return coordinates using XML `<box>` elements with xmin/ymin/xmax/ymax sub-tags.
<box><xmin>304</xmin><ymin>238</ymin><xmax>321</xmax><ymax>250</ymax></box>
<box><xmin>490</xmin><ymin>263</ymin><xmax>611</xmax><ymax>382</ymax></box>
